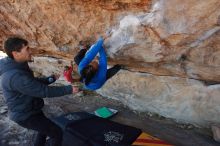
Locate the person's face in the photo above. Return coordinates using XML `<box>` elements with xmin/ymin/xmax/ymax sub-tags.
<box><xmin>13</xmin><ymin>44</ymin><xmax>32</xmax><ymax>62</ymax></box>
<box><xmin>90</xmin><ymin>61</ymin><xmax>98</xmax><ymax>71</ymax></box>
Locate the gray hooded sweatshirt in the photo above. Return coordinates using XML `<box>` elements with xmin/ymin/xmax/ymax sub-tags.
<box><xmin>0</xmin><ymin>57</ymin><xmax>72</xmax><ymax>122</ymax></box>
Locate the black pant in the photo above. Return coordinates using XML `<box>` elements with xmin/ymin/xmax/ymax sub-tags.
<box><xmin>17</xmin><ymin>112</ymin><xmax>62</xmax><ymax>146</ymax></box>
<box><xmin>106</xmin><ymin>64</ymin><xmax>121</xmax><ymax>80</ymax></box>
<box><xmin>74</xmin><ymin>49</ymin><xmax>121</xmax><ymax>80</ymax></box>
<box><xmin>74</xmin><ymin>49</ymin><xmax>87</xmax><ymax>66</ymax></box>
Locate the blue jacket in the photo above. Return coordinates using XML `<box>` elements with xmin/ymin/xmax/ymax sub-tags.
<box><xmin>0</xmin><ymin>57</ymin><xmax>72</xmax><ymax>122</ymax></box>
<box><xmin>78</xmin><ymin>37</ymin><xmax>107</xmax><ymax>90</ymax></box>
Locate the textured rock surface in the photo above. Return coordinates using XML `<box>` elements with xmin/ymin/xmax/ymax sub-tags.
<box><xmin>105</xmin><ymin>0</ymin><xmax>220</xmax><ymax>82</ymax></box>
<box><xmin>97</xmin><ymin>70</ymin><xmax>220</xmax><ymax>126</ymax></box>
<box><xmin>0</xmin><ymin>0</ymin><xmax>220</xmax><ymax>126</ymax></box>
<box><xmin>0</xmin><ymin>0</ymin><xmax>151</xmax><ymax>59</ymax></box>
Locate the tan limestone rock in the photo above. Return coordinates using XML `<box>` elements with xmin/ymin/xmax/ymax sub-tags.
<box><xmin>0</xmin><ymin>0</ymin><xmax>220</xmax><ymax>126</ymax></box>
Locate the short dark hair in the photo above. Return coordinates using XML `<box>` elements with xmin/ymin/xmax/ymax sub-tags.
<box><xmin>80</xmin><ymin>65</ymin><xmax>97</xmax><ymax>85</ymax></box>
<box><xmin>4</xmin><ymin>37</ymin><xmax>28</xmax><ymax>59</ymax></box>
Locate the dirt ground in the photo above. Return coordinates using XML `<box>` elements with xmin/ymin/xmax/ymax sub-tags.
<box><xmin>0</xmin><ymin>78</ymin><xmax>219</xmax><ymax>146</ymax></box>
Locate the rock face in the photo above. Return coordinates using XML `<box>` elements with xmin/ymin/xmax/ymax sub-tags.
<box><xmin>97</xmin><ymin>70</ymin><xmax>220</xmax><ymax>126</ymax></box>
<box><xmin>0</xmin><ymin>0</ymin><xmax>152</xmax><ymax>59</ymax></box>
<box><xmin>0</xmin><ymin>0</ymin><xmax>220</xmax><ymax>127</ymax></box>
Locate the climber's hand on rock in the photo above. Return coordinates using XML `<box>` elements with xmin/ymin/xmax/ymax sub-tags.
<box><xmin>103</xmin><ymin>30</ymin><xmax>113</xmax><ymax>40</ymax></box>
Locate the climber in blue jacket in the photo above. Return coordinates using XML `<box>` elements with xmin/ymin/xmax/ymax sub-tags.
<box><xmin>75</xmin><ymin>36</ymin><xmax>121</xmax><ymax>90</ymax></box>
